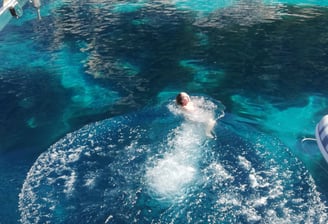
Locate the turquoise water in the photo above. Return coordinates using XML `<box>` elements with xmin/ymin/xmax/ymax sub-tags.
<box><xmin>1</xmin><ymin>0</ymin><xmax>328</xmax><ymax>223</ymax></box>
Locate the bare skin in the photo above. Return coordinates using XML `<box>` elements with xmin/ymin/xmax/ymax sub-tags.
<box><xmin>176</xmin><ymin>92</ymin><xmax>216</xmax><ymax>138</ymax></box>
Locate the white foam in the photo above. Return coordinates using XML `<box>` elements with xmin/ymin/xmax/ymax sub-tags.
<box><xmin>146</xmin><ymin>156</ymin><xmax>196</xmax><ymax>195</ymax></box>
<box><xmin>146</xmin><ymin>123</ymin><xmax>202</xmax><ymax>199</ymax></box>
<box><xmin>146</xmin><ymin>97</ymin><xmax>223</xmax><ymax>199</ymax></box>
<box><xmin>249</xmin><ymin>172</ymin><xmax>259</xmax><ymax>188</ymax></box>
<box><xmin>63</xmin><ymin>171</ymin><xmax>77</xmax><ymax>195</ymax></box>
<box><xmin>238</xmin><ymin>155</ymin><xmax>252</xmax><ymax>170</ymax></box>
<box><xmin>208</xmin><ymin>162</ymin><xmax>234</xmax><ymax>183</ymax></box>
<box><xmin>168</xmin><ymin>96</ymin><xmax>223</xmax><ymax>123</ymax></box>
<box><xmin>252</xmin><ymin>196</ymin><xmax>268</xmax><ymax>207</ymax></box>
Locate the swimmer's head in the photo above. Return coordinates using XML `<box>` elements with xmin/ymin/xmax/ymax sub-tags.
<box><xmin>176</xmin><ymin>92</ymin><xmax>191</xmax><ymax>106</ymax></box>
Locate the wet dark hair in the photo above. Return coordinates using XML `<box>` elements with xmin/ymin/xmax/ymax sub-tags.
<box><xmin>176</xmin><ymin>92</ymin><xmax>189</xmax><ymax>106</ymax></box>
<box><xmin>176</xmin><ymin>93</ymin><xmax>184</xmax><ymax>106</ymax></box>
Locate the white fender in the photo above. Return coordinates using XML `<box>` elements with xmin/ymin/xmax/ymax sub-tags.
<box><xmin>315</xmin><ymin>115</ymin><xmax>328</xmax><ymax>163</ymax></box>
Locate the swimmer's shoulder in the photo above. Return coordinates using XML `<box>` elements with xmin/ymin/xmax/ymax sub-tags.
<box><xmin>183</xmin><ymin>102</ymin><xmax>195</xmax><ymax>111</ymax></box>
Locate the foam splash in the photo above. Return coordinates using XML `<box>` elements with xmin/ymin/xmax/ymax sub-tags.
<box><xmin>18</xmin><ymin>119</ymin><xmax>148</xmax><ymax>223</ymax></box>
<box><xmin>146</xmin><ymin>155</ymin><xmax>197</xmax><ymax>196</ymax></box>
<box><xmin>145</xmin><ymin>123</ymin><xmax>203</xmax><ymax>199</ymax></box>
<box><xmin>18</xmin><ymin>99</ymin><xmax>328</xmax><ymax>223</ymax></box>
<box><xmin>201</xmin><ymin>133</ymin><xmax>328</xmax><ymax>223</ymax></box>
<box><xmin>168</xmin><ymin>95</ymin><xmax>225</xmax><ymax>124</ymax></box>
<box><xmin>146</xmin><ymin>96</ymin><xmax>224</xmax><ymax>199</ymax></box>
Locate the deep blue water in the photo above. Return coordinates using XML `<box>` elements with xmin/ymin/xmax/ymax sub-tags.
<box><xmin>1</xmin><ymin>0</ymin><xmax>328</xmax><ymax>223</ymax></box>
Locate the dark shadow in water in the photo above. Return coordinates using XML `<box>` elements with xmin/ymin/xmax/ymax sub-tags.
<box><xmin>203</xmin><ymin>6</ymin><xmax>328</xmax><ymax>109</ymax></box>
<box><xmin>0</xmin><ymin>68</ymin><xmax>71</xmax><ymax>153</ymax></box>
<box><xmin>47</xmin><ymin>3</ymin><xmax>328</xmax><ymax>110</ymax></box>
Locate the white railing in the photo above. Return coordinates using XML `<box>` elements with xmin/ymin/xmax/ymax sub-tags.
<box><xmin>0</xmin><ymin>0</ymin><xmax>39</xmax><ymax>31</ymax></box>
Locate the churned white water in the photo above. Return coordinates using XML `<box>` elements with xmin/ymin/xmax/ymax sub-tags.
<box><xmin>18</xmin><ymin>97</ymin><xmax>328</xmax><ymax>223</ymax></box>
<box><xmin>145</xmin><ymin>96</ymin><xmax>224</xmax><ymax>199</ymax></box>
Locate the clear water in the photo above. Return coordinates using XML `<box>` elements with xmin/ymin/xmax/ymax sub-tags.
<box><xmin>1</xmin><ymin>0</ymin><xmax>328</xmax><ymax>223</ymax></box>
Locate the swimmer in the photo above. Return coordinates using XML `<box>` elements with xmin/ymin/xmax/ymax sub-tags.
<box><xmin>176</xmin><ymin>92</ymin><xmax>216</xmax><ymax>138</ymax></box>
<box><xmin>176</xmin><ymin>92</ymin><xmax>195</xmax><ymax>111</ymax></box>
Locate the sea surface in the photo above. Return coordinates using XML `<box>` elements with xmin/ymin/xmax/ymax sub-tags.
<box><xmin>1</xmin><ymin>0</ymin><xmax>328</xmax><ymax>223</ymax></box>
